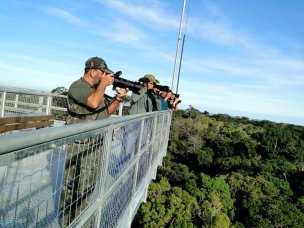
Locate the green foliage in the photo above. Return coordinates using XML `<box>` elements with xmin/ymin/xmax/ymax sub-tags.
<box><xmin>242</xmin><ymin>197</ymin><xmax>304</xmax><ymax>227</ymax></box>
<box><xmin>297</xmin><ymin>196</ymin><xmax>304</xmax><ymax>212</ymax></box>
<box><xmin>182</xmin><ymin>106</ymin><xmax>202</xmax><ymax>119</ymax></box>
<box><xmin>262</xmin><ymin>172</ymin><xmax>293</xmax><ymax>198</ymax></box>
<box><xmin>134</xmin><ymin>178</ymin><xmax>199</xmax><ymax>227</ymax></box>
<box><xmin>255</xmin><ymin>123</ymin><xmax>304</xmax><ymax>162</ymax></box>
<box><xmin>224</xmin><ymin>172</ymin><xmax>304</xmax><ymax>226</ymax></box>
<box><xmin>132</xmin><ymin>109</ymin><xmax>304</xmax><ymax>227</ymax></box>
<box><xmin>158</xmin><ymin>156</ymin><xmax>198</xmax><ymax>194</ymax></box>
<box><xmin>196</xmin><ymin>174</ymin><xmax>234</xmax><ymax>227</ymax></box>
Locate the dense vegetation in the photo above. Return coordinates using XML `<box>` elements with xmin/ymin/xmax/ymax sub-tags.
<box><xmin>132</xmin><ymin>107</ymin><xmax>304</xmax><ymax>227</ymax></box>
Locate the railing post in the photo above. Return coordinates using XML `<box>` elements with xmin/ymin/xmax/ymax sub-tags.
<box><xmin>46</xmin><ymin>95</ymin><xmax>52</xmax><ymax>115</ymax></box>
<box><xmin>95</xmin><ymin>127</ymin><xmax>115</xmax><ymax>227</ymax></box>
<box><xmin>149</xmin><ymin>114</ymin><xmax>158</xmax><ymax>168</ymax></box>
<box><xmin>163</xmin><ymin>112</ymin><xmax>172</xmax><ymax>154</ymax></box>
<box><xmin>38</xmin><ymin>96</ymin><xmax>44</xmax><ymax>113</ymax></box>
<box><xmin>118</xmin><ymin>102</ymin><xmax>124</xmax><ymax>116</ymax></box>
<box><xmin>14</xmin><ymin>94</ymin><xmax>19</xmax><ymax>109</ymax></box>
<box><xmin>0</xmin><ymin>91</ymin><xmax>6</xmax><ymax>117</ymax></box>
<box><xmin>132</xmin><ymin>118</ymin><xmax>145</xmax><ymax>195</ymax></box>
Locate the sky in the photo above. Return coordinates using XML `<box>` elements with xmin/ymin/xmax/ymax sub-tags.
<box><xmin>0</xmin><ymin>0</ymin><xmax>303</xmax><ymax>126</ymax></box>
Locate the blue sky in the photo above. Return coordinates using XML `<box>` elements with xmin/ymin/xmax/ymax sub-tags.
<box><xmin>0</xmin><ymin>0</ymin><xmax>303</xmax><ymax>126</ymax></box>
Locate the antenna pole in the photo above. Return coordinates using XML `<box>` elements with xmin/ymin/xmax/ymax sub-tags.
<box><xmin>176</xmin><ymin>34</ymin><xmax>186</xmax><ymax>94</ymax></box>
<box><xmin>171</xmin><ymin>0</ymin><xmax>187</xmax><ymax>92</ymax></box>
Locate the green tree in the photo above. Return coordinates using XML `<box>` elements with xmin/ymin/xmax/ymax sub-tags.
<box><xmin>134</xmin><ymin>108</ymin><xmax>304</xmax><ymax>227</ymax></box>
<box><xmin>223</xmin><ymin>173</ymin><xmax>304</xmax><ymax>227</ymax></box>
<box><xmin>195</xmin><ymin>174</ymin><xmax>234</xmax><ymax>227</ymax></box>
<box><xmin>158</xmin><ymin>156</ymin><xmax>198</xmax><ymax>194</ymax></box>
<box><xmin>134</xmin><ymin>178</ymin><xmax>199</xmax><ymax>227</ymax></box>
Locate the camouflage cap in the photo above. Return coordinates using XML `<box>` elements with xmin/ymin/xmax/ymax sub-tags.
<box><xmin>85</xmin><ymin>56</ymin><xmax>113</xmax><ymax>73</ymax></box>
<box><xmin>138</xmin><ymin>74</ymin><xmax>159</xmax><ymax>83</ymax></box>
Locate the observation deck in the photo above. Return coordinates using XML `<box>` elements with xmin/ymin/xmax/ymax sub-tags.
<box><xmin>0</xmin><ymin>87</ymin><xmax>172</xmax><ymax>227</ymax></box>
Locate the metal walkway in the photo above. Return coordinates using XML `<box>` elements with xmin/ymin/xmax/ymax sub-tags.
<box><xmin>0</xmin><ymin>87</ymin><xmax>172</xmax><ymax>227</ymax></box>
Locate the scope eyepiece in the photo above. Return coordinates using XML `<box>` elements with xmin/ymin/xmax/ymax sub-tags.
<box><xmin>113</xmin><ymin>71</ymin><xmax>122</xmax><ymax>77</ymax></box>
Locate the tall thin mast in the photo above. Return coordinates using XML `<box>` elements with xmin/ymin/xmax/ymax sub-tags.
<box><xmin>171</xmin><ymin>0</ymin><xmax>187</xmax><ymax>92</ymax></box>
<box><xmin>176</xmin><ymin>33</ymin><xmax>186</xmax><ymax>94</ymax></box>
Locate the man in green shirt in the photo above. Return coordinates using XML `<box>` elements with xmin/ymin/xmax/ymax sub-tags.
<box><xmin>66</xmin><ymin>56</ymin><xmax>127</xmax><ymax>124</ymax></box>
<box><xmin>61</xmin><ymin>57</ymin><xmax>127</xmax><ymax>226</ymax></box>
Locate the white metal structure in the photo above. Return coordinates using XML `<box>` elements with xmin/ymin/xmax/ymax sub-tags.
<box><xmin>0</xmin><ymin>86</ymin><xmax>127</xmax><ymax>122</ymax></box>
<box><xmin>0</xmin><ymin>87</ymin><xmax>172</xmax><ymax>227</ymax></box>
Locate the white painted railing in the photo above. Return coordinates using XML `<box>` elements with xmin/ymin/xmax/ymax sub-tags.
<box><xmin>0</xmin><ymin>105</ymin><xmax>171</xmax><ymax>227</ymax></box>
<box><xmin>0</xmin><ymin>86</ymin><xmax>128</xmax><ymax>122</ymax></box>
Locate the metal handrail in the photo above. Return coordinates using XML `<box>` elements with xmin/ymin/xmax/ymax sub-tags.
<box><xmin>0</xmin><ymin>111</ymin><xmax>163</xmax><ymax>155</ymax></box>
<box><xmin>0</xmin><ymin>86</ymin><xmax>128</xmax><ymax>118</ymax></box>
<box><xmin>0</xmin><ymin>86</ymin><xmax>52</xmax><ymax>96</ymax></box>
<box><xmin>0</xmin><ymin>109</ymin><xmax>172</xmax><ymax>227</ymax></box>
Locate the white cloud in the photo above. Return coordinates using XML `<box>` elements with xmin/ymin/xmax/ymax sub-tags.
<box><xmin>41</xmin><ymin>6</ymin><xmax>87</xmax><ymax>27</ymax></box>
<box><xmin>0</xmin><ymin>55</ymin><xmax>78</xmax><ymax>91</ymax></box>
<box><xmin>0</xmin><ymin>62</ymin><xmax>70</xmax><ymax>91</ymax></box>
<box><xmin>93</xmin><ymin>19</ymin><xmax>176</xmax><ymax>64</ymax></box>
<box><xmin>96</xmin><ymin>20</ymin><xmax>147</xmax><ymax>47</ymax></box>
<box><xmin>181</xmin><ymin>54</ymin><xmax>304</xmax><ymax>88</ymax></box>
<box><xmin>179</xmin><ymin>80</ymin><xmax>304</xmax><ymax>119</ymax></box>
<box><xmin>96</xmin><ymin>0</ymin><xmax>179</xmax><ymax>29</ymax></box>
<box><xmin>0</xmin><ymin>53</ymin><xmax>77</xmax><ymax>69</ymax></box>
<box><xmin>187</xmin><ymin>18</ymin><xmax>280</xmax><ymax>58</ymax></box>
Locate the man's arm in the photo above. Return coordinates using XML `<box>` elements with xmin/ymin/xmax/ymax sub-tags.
<box><xmin>107</xmin><ymin>88</ymin><xmax>128</xmax><ymax>115</ymax></box>
<box><xmin>172</xmin><ymin>98</ymin><xmax>180</xmax><ymax>112</ymax></box>
<box><xmin>164</xmin><ymin>91</ymin><xmax>172</xmax><ymax>101</ymax></box>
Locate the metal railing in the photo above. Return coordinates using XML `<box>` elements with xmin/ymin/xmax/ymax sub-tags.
<box><xmin>0</xmin><ymin>86</ymin><xmax>68</xmax><ymax>122</ymax></box>
<box><xmin>0</xmin><ymin>87</ymin><xmax>128</xmax><ymax>122</ymax></box>
<box><xmin>0</xmin><ymin>108</ymin><xmax>172</xmax><ymax>227</ymax></box>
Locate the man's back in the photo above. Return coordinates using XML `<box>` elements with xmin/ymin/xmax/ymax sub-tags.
<box><xmin>66</xmin><ymin>78</ymin><xmax>109</xmax><ymax>124</ymax></box>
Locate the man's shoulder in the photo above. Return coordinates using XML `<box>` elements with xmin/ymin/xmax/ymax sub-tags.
<box><xmin>70</xmin><ymin>78</ymin><xmax>85</xmax><ymax>88</ymax></box>
<box><xmin>69</xmin><ymin>78</ymin><xmax>91</xmax><ymax>92</ymax></box>
<box><xmin>155</xmin><ymin>94</ymin><xmax>162</xmax><ymax>99</ymax></box>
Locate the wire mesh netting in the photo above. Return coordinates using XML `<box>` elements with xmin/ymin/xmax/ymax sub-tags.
<box><xmin>60</xmin><ymin>134</ymin><xmax>105</xmax><ymax>227</ymax></box>
<box><xmin>0</xmin><ymin>111</ymin><xmax>171</xmax><ymax>227</ymax></box>
<box><xmin>0</xmin><ymin>129</ymin><xmax>107</xmax><ymax>227</ymax></box>
<box><xmin>99</xmin><ymin>166</ymin><xmax>135</xmax><ymax>228</ymax></box>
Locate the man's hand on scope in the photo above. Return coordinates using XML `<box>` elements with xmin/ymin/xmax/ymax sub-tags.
<box><xmin>173</xmin><ymin>98</ymin><xmax>180</xmax><ymax>105</ymax></box>
<box><xmin>99</xmin><ymin>72</ymin><xmax>114</xmax><ymax>87</ymax></box>
<box><xmin>116</xmin><ymin>88</ymin><xmax>129</xmax><ymax>99</ymax></box>
<box><xmin>164</xmin><ymin>91</ymin><xmax>172</xmax><ymax>101</ymax></box>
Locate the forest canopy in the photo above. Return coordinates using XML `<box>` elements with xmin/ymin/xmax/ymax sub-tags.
<box><xmin>132</xmin><ymin>107</ymin><xmax>304</xmax><ymax>227</ymax></box>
